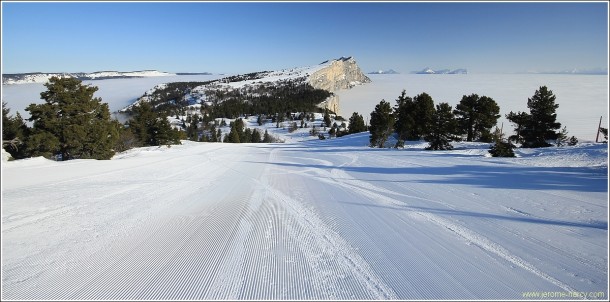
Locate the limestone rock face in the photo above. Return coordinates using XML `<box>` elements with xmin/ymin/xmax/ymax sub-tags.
<box><xmin>308</xmin><ymin>57</ymin><xmax>371</xmax><ymax>92</ymax></box>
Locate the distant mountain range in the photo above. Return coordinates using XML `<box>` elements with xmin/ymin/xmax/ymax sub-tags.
<box><xmin>2</xmin><ymin>70</ymin><xmax>177</xmax><ymax>85</ymax></box>
<box><xmin>368</xmin><ymin>69</ymin><xmax>399</xmax><ymax>74</ymax></box>
<box><xmin>412</xmin><ymin>67</ymin><xmax>468</xmax><ymax>74</ymax></box>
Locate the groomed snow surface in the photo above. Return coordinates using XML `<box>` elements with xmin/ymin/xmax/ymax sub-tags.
<box><xmin>2</xmin><ymin>132</ymin><xmax>607</xmax><ymax>300</ymax></box>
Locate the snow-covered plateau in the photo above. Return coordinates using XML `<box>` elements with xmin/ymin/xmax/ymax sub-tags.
<box><xmin>2</xmin><ymin>70</ymin><xmax>176</xmax><ymax>85</ymax></box>
<box><xmin>1</xmin><ymin>127</ymin><xmax>608</xmax><ymax>299</ymax></box>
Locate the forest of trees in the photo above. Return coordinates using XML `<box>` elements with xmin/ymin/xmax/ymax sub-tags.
<box><xmin>129</xmin><ymin>77</ymin><xmax>332</xmax><ymax>120</ymax></box>
<box><xmin>369</xmin><ymin>89</ymin><xmax>502</xmax><ymax>150</ymax></box>
<box><xmin>366</xmin><ymin>86</ymin><xmax>582</xmax><ymax>156</ymax></box>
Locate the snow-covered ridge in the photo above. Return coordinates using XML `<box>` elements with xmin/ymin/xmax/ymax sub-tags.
<box><xmin>2</xmin><ymin>70</ymin><xmax>176</xmax><ymax>85</ymax></box>
<box><xmin>121</xmin><ymin>57</ymin><xmax>370</xmax><ymax>113</ymax></box>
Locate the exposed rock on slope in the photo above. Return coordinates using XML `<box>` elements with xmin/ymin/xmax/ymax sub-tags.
<box><xmin>308</xmin><ymin>57</ymin><xmax>371</xmax><ymax>92</ymax></box>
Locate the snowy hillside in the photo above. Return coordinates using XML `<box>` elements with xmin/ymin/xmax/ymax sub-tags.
<box><xmin>120</xmin><ymin>57</ymin><xmax>370</xmax><ymax>113</ymax></box>
<box><xmin>2</xmin><ymin>70</ymin><xmax>175</xmax><ymax>85</ymax></box>
<box><xmin>2</xmin><ymin>133</ymin><xmax>607</xmax><ymax>299</ymax></box>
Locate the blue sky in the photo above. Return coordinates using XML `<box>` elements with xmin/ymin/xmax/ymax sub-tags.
<box><xmin>1</xmin><ymin>1</ymin><xmax>608</xmax><ymax>74</ymax></box>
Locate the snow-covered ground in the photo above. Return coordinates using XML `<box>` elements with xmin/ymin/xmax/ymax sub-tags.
<box><xmin>2</xmin><ymin>132</ymin><xmax>607</xmax><ymax>299</ymax></box>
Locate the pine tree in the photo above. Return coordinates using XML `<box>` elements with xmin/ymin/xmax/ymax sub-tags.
<box><xmin>251</xmin><ymin>128</ymin><xmax>262</xmax><ymax>143</ymax></box>
<box><xmin>152</xmin><ymin>118</ymin><xmax>181</xmax><ymax>146</ymax></box>
<box><xmin>128</xmin><ymin>102</ymin><xmax>180</xmax><ymax>147</ymax></box>
<box><xmin>348</xmin><ymin>112</ymin><xmax>367</xmax><ymax>134</ymax></box>
<box><xmin>506</xmin><ymin>111</ymin><xmax>530</xmax><ymax>144</ymax></box>
<box><xmin>521</xmin><ymin>86</ymin><xmax>561</xmax><ymax>148</ymax></box>
<box><xmin>369</xmin><ymin>100</ymin><xmax>395</xmax><ymax>148</ymax></box>
<box><xmin>2</xmin><ymin>103</ymin><xmax>29</xmax><ymax>159</ymax></box>
<box><xmin>233</xmin><ymin>118</ymin><xmax>246</xmax><ymax>142</ymax></box>
<box><xmin>393</xmin><ymin>90</ymin><xmax>416</xmax><ymax>140</ymax></box>
<box><xmin>263</xmin><ymin>129</ymin><xmax>272</xmax><ymax>143</ymax></box>
<box><xmin>425</xmin><ymin>103</ymin><xmax>459</xmax><ymax>150</ymax></box>
<box><xmin>454</xmin><ymin>94</ymin><xmax>500</xmax><ymax>142</ymax></box>
<box><xmin>210</xmin><ymin>124</ymin><xmax>218</xmax><ymax>142</ymax></box>
<box><xmin>412</xmin><ymin>92</ymin><xmax>435</xmax><ymax>140</ymax></box>
<box><xmin>25</xmin><ymin>77</ymin><xmax>119</xmax><ymax>160</ymax></box>
<box><xmin>244</xmin><ymin>128</ymin><xmax>253</xmax><ymax>143</ymax></box>
<box><xmin>489</xmin><ymin>141</ymin><xmax>516</xmax><ymax>157</ymax></box>
<box><xmin>226</xmin><ymin>121</ymin><xmax>241</xmax><ymax>143</ymax></box>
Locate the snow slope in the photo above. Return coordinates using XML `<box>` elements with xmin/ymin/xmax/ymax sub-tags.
<box><xmin>2</xmin><ymin>134</ymin><xmax>607</xmax><ymax>300</ymax></box>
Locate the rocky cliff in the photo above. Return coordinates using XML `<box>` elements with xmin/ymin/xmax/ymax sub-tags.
<box><xmin>308</xmin><ymin>57</ymin><xmax>371</xmax><ymax>92</ymax></box>
<box><xmin>307</xmin><ymin>57</ymin><xmax>370</xmax><ymax>114</ymax></box>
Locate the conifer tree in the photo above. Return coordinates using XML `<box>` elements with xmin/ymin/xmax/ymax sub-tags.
<box><xmin>128</xmin><ymin>102</ymin><xmax>180</xmax><ymax>146</ymax></box>
<box><xmin>393</xmin><ymin>90</ymin><xmax>416</xmax><ymax>140</ymax></box>
<box><xmin>521</xmin><ymin>86</ymin><xmax>561</xmax><ymax>147</ymax></box>
<box><xmin>251</xmin><ymin>128</ymin><xmax>262</xmax><ymax>143</ymax></box>
<box><xmin>244</xmin><ymin>127</ymin><xmax>253</xmax><ymax>143</ymax></box>
<box><xmin>348</xmin><ymin>112</ymin><xmax>367</xmax><ymax>134</ymax></box>
<box><xmin>425</xmin><ymin>103</ymin><xmax>459</xmax><ymax>150</ymax></box>
<box><xmin>506</xmin><ymin>111</ymin><xmax>530</xmax><ymax>144</ymax></box>
<box><xmin>2</xmin><ymin>103</ymin><xmax>29</xmax><ymax>159</ymax></box>
<box><xmin>263</xmin><ymin>129</ymin><xmax>273</xmax><ymax>143</ymax></box>
<box><xmin>412</xmin><ymin>92</ymin><xmax>435</xmax><ymax>140</ymax></box>
<box><xmin>233</xmin><ymin>118</ymin><xmax>246</xmax><ymax>142</ymax></box>
<box><xmin>489</xmin><ymin>141</ymin><xmax>516</xmax><ymax>157</ymax></box>
<box><xmin>226</xmin><ymin>121</ymin><xmax>241</xmax><ymax>143</ymax></box>
<box><xmin>25</xmin><ymin>77</ymin><xmax>119</xmax><ymax>160</ymax></box>
<box><xmin>453</xmin><ymin>94</ymin><xmax>500</xmax><ymax>142</ymax></box>
<box><xmin>210</xmin><ymin>124</ymin><xmax>218</xmax><ymax>142</ymax></box>
<box><xmin>369</xmin><ymin>100</ymin><xmax>395</xmax><ymax>148</ymax></box>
